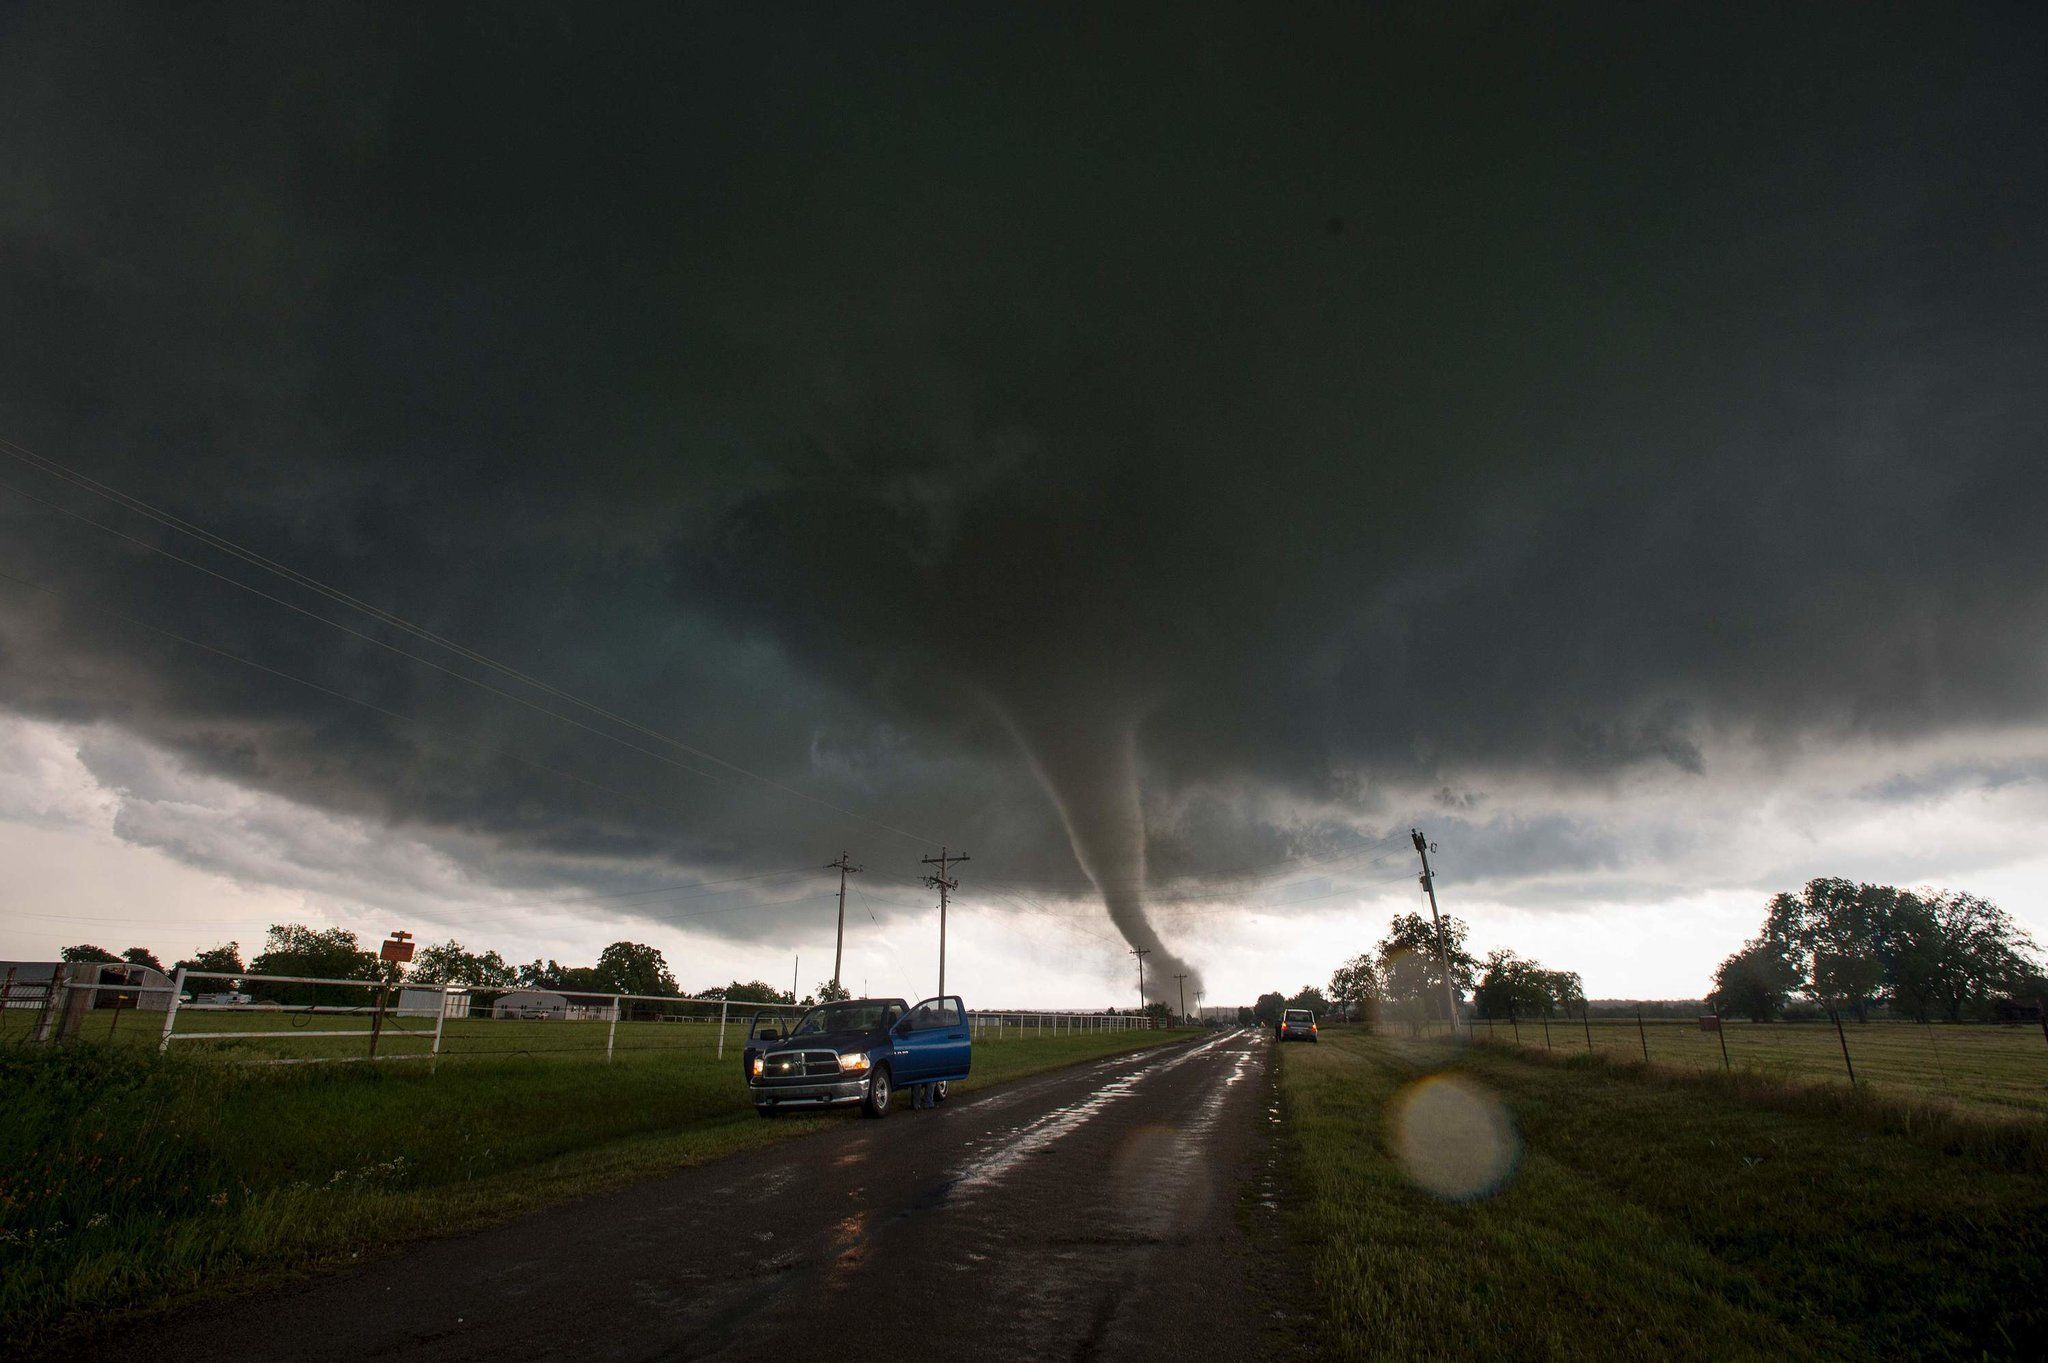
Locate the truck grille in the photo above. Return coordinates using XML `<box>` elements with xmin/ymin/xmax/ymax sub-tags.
<box><xmin>760</xmin><ymin>1049</ymin><xmax>843</xmax><ymax>1078</ymax></box>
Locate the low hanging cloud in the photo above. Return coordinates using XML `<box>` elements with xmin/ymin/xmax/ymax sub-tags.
<box><xmin>1</xmin><ymin>6</ymin><xmax>2044</xmax><ymax>996</ymax></box>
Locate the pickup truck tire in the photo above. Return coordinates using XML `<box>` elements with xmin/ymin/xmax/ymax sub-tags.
<box><xmin>861</xmin><ymin>1063</ymin><xmax>892</xmax><ymax>1119</ymax></box>
<box><xmin>933</xmin><ymin>1081</ymin><xmax>949</xmax><ymax>1103</ymax></box>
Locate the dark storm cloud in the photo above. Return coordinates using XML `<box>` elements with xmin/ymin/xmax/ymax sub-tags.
<box><xmin>1</xmin><ymin>4</ymin><xmax>2044</xmax><ymax>978</ymax></box>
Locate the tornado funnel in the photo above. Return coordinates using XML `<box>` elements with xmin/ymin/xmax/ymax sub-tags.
<box><xmin>995</xmin><ymin>693</ymin><xmax>1201</xmax><ymax>1008</ymax></box>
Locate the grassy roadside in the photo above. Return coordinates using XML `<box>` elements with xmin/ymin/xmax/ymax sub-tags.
<box><xmin>1277</xmin><ymin>1027</ymin><xmax>2048</xmax><ymax>1362</ymax></box>
<box><xmin>1</xmin><ymin>1027</ymin><xmax>1199</xmax><ymax>1346</ymax></box>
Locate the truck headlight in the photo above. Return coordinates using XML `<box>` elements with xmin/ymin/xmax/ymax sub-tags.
<box><xmin>750</xmin><ymin>1056</ymin><xmax>764</xmax><ymax>1078</ymax></box>
<box><xmin>838</xmin><ymin>1051</ymin><xmax>871</xmax><ymax>1073</ymax></box>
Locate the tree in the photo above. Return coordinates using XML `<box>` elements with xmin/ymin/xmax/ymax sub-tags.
<box><xmin>121</xmin><ymin>947</ymin><xmax>165</xmax><ymax>972</ymax></box>
<box><xmin>1377</xmin><ymin>912</ymin><xmax>1477</xmax><ymax>1022</ymax></box>
<box><xmin>1141</xmin><ymin>1000</ymin><xmax>1172</xmax><ymax>1024</ymax></box>
<box><xmin>1474</xmin><ymin>949</ymin><xmax>1573</xmax><ymax>1019</ymax></box>
<box><xmin>816</xmin><ymin>980</ymin><xmax>851</xmax><ymax>1003</ymax></box>
<box><xmin>1763</xmin><ymin>878</ymin><xmax>1888</xmax><ymax>1019</ymax></box>
<box><xmin>720</xmin><ymin>980</ymin><xmax>795</xmax><ymax>1005</ymax></box>
<box><xmin>60</xmin><ymin>944</ymin><xmax>120</xmax><ymax>964</ymax></box>
<box><xmin>1252</xmin><ymin>991</ymin><xmax>1287</xmax><ymax>1027</ymax></box>
<box><xmin>1745</xmin><ymin>878</ymin><xmax>2043</xmax><ymax>1022</ymax></box>
<box><xmin>1709</xmin><ymin>939</ymin><xmax>1801</xmax><ymax>1021</ymax></box>
<box><xmin>593</xmin><ymin>941</ymin><xmax>679</xmax><ymax>997</ymax></box>
<box><xmin>173</xmin><ymin>942</ymin><xmax>244</xmax><ymax>985</ymax></box>
<box><xmin>249</xmin><ymin>925</ymin><xmax>380</xmax><ymax>979</ymax></box>
<box><xmin>408</xmin><ymin>940</ymin><xmax>517</xmax><ymax>988</ymax></box>
<box><xmin>1327</xmin><ymin>954</ymin><xmax>1383</xmax><ymax>1023</ymax></box>
<box><xmin>1286</xmin><ymin>985</ymin><xmax>1330</xmax><ymax>1016</ymax></box>
<box><xmin>516</xmin><ymin>959</ymin><xmax>603</xmax><ymax>992</ymax></box>
<box><xmin>247</xmin><ymin>925</ymin><xmax>383</xmax><ymax>1005</ymax></box>
<box><xmin>1887</xmin><ymin>890</ymin><xmax>2042</xmax><ymax>1021</ymax></box>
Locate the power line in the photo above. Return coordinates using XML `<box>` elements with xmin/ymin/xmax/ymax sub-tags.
<box><xmin>0</xmin><ymin>440</ymin><xmax>941</xmax><ymax>847</ymax></box>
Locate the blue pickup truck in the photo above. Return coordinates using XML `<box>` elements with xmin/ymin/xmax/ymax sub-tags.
<box><xmin>743</xmin><ymin>995</ymin><xmax>970</xmax><ymax>1118</ymax></box>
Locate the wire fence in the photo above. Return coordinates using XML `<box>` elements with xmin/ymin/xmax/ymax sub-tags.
<box><xmin>1373</xmin><ymin>1009</ymin><xmax>2048</xmax><ymax>1119</ymax></box>
<box><xmin>0</xmin><ymin>967</ymin><xmax>1164</xmax><ymax>1068</ymax></box>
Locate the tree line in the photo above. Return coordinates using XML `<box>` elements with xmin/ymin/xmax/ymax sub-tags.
<box><xmin>58</xmin><ymin>925</ymin><xmax>842</xmax><ymax>1008</ymax></box>
<box><xmin>1257</xmin><ymin>875</ymin><xmax>2042</xmax><ymax>1032</ymax></box>
<box><xmin>1250</xmin><ymin>911</ymin><xmax>1585</xmax><ymax>1028</ymax></box>
<box><xmin>1710</xmin><ymin>877</ymin><xmax>2046</xmax><ymax>1022</ymax></box>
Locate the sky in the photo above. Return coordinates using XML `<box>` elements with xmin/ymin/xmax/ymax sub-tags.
<box><xmin>2</xmin><ymin>4</ymin><xmax>2045</xmax><ymax>1006</ymax></box>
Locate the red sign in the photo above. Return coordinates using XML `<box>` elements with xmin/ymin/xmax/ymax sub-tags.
<box><xmin>380</xmin><ymin>931</ymin><xmax>415</xmax><ymax>964</ymax></box>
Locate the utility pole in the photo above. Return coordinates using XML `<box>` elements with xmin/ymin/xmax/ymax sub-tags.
<box><xmin>1410</xmin><ymin>830</ymin><xmax>1461</xmax><ymax>1031</ymax></box>
<box><xmin>1173</xmin><ymin>973</ymin><xmax>1188</xmax><ymax>1024</ymax></box>
<box><xmin>827</xmin><ymin>852</ymin><xmax>862</xmax><ymax>994</ymax></box>
<box><xmin>793</xmin><ymin>955</ymin><xmax>799</xmax><ymax>1004</ymax></box>
<box><xmin>1131</xmin><ymin>948</ymin><xmax>1151</xmax><ymax>1012</ymax></box>
<box><xmin>921</xmin><ymin>846</ymin><xmax>969</xmax><ymax>999</ymax></box>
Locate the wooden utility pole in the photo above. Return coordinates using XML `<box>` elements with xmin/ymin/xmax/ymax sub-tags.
<box><xmin>1173</xmin><ymin>973</ymin><xmax>1189</xmax><ymax>1024</ymax></box>
<box><xmin>921</xmin><ymin>847</ymin><xmax>968</xmax><ymax>999</ymax></box>
<box><xmin>1131</xmin><ymin>948</ymin><xmax>1151</xmax><ymax>1012</ymax></box>
<box><xmin>827</xmin><ymin>852</ymin><xmax>862</xmax><ymax>994</ymax></box>
<box><xmin>1410</xmin><ymin>830</ymin><xmax>1461</xmax><ymax>1030</ymax></box>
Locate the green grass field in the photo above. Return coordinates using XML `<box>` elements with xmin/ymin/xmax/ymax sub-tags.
<box><xmin>0</xmin><ymin>1025</ymin><xmax>1200</xmax><ymax>1347</ymax></box>
<box><xmin>1460</xmin><ymin>1014</ymin><xmax>2048</xmax><ymax>1119</ymax></box>
<box><xmin>0</xmin><ymin>1001</ymin><xmax>1158</xmax><ymax>1064</ymax></box>
<box><xmin>1276</xmin><ymin>1028</ymin><xmax>2048</xmax><ymax>1361</ymax></box>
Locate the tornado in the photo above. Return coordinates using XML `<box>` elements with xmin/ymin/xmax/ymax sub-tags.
<box><xmin>994</xmin><ymin>693</ymin><xmax>1201</xmax><ymax>1008</ymax></box>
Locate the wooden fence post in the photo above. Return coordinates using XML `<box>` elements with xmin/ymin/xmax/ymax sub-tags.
<box><xmin>1636</xmin><ymin>1006</ymin><xmax>1649</xmax><ymax>1063</ymax></box>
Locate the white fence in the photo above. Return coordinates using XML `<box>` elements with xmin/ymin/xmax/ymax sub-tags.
<box><xmin>3</xmin><ymin>967</ymin><xmax>1163</xmax><ymax>1067</ymax></box>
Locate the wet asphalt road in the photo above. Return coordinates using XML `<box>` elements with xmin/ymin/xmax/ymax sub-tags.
<box><xmin>160</xmin><ymin>1028</ymin><xmax>1278</xmax><ymax>1362</ymax></box>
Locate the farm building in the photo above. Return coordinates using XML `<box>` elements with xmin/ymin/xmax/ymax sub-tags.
<box><xmin>0</xmin><ymin>960</ymin><xmax>175</xmax><ymax>1012</ymax></box>
<box><xmin>489</xmin><ymin>989</ymin><xmax>615</xmax><ymax>1020</ymax></box>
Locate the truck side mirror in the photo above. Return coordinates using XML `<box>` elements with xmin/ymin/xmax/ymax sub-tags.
<box><xmin>758</xmin><ymin>1027</ymin><xmax>780</xmax><ymax>1042</ymax></box>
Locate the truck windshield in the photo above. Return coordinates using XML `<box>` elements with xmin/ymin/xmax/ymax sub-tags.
<box><xmin>788</xmin><ymin>1001</ymin><xmax>900</xmax><ymax>1037</ymax></box>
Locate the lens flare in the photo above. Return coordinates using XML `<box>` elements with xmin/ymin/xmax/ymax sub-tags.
<box><xmin>1388</xmin><ymin>1073</ymin><xmax>1519</xmax><ymax>1201</ymax></box>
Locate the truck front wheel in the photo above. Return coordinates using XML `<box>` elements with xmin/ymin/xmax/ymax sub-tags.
<box><xmin>861</xmin><ymin>1064</ymin><xmax>892</xmax><ymax>1119</ymax></box>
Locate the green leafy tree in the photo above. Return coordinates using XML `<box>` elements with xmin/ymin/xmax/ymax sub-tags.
<box><xmin>1327</xmin><ymin>954</ymin><xmax>1383</xmax><ymax>1022</ymax></box>
<box><xmin>1252</xmin><ymin>991</ymin><xmax>1287</xmax><ymax>1027</ymax></box>
<box><xmin>1141</xmin><ymin>1000</ymin><xmax>1172</xmax><ymax>1024</ymax></box>
<box><xmin>1377</xmin><ymin>912</ymin><xmax>1477</xmax><ymax>1022</ymax></box>
<box><xmin>720</xmin><ymin>980</ymin><xmax>795</xmax><ymax>1005</ymax></box>
<box><xmin>121</xmin><ymin>947</ymin><xmax>165</xmax><ymax>972</ymax></box>
<box><xmin>593</xmin><ymin>941</ymin><xmax>679</xmax><ymax>997</ymax></box>
<box><xmin>408</xmin><ymin>940</ymin><xmax>517</xmax><ymax>988</ymax></box>
<box><xmin>247</xmin><ymin>925</ymin><xmax>383</xmax><ymax>1005</ymax></box>
<box><xmin>1884</xmin><ymin>889</ymin><xmax>2041</xmax><ymax>1021</ymax></box>
<box><xmin>816</xmin><ymin>980</ymin><xmax>851</xmax><ymax>1003</ymax></box>
<box><xmin>1286</xmin><ymin>985</ymin><xmax>1330</xmax><ymax>1015</ymax></box>
<box><xmin>173</xmin><ymin>942</ymin><xmax>244</xmax><ymax>985</ymax></box>
<box><xmin>1764</xmin><ymin>878</ymin><xmax>1889</xmax><ymax>1019</ymax></box>
<box><xmin>60</xmin><ymin>944</ymin><xmax>120</xmax><ymax>964</ymax></box>
<box><xmin>1709</xmin><ymin>939</ymin><xmax>1801</xmax><ymax>1021</ymax></box>
<box><xmin>1473</xmin><ymin>950</ymin><xmax>1585</xmax><ymax>1019</ymax></box>
<box><xmin>1748</xmin><ymin>878</ymin><xmax>2042</xmax><ymax>1022</ymax></box>
<box><xmin>516</xmin><ymin>959</ymin><xmax>605</xmax><ymax>993</ymax></box>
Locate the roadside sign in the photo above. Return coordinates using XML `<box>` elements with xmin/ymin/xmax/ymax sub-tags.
<box><xmin>1697</xmin><ymin>1015</ymin><xmax>1721</xmax><ymax>1032</ymax></box>
<box><xmin>380</xmin><ymin>930</ymin><xmax>415</xmax><ymax>964</ymax></box>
